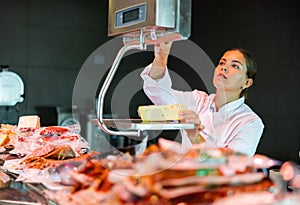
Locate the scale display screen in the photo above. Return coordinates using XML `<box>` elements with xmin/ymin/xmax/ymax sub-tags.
<box><xmin>115</xmin><ymin>3</ymin><xmax>146</xmax><ymax>27</ymax></box>
<box><xmin>123</xmin><ymin>8</ymin><xmax>139</xmax><ymax>23</ymax></box>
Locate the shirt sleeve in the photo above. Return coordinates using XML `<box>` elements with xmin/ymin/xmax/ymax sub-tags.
<box><xmin>226</xmin><ymin>119</ymin><xmax>264</xmax><ymax>156</ymax></box>
<box><xmin>140</xmin><ymin>64</ymin><xmax>198</xmax><ymax>108</ymax></box>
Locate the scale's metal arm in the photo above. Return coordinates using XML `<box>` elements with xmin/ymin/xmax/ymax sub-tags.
<box><xmin>97</xmin><ymin>29</ymin><xmax>147</xmax><ymax>137</ymax></box>
<box><xmin>97</xmin><ymin>28</ymin><xmax>195</xmax><ymax>137</ymax></box>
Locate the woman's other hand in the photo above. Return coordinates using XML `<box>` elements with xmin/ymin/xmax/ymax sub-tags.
<box><xmin>150</xmin><ymin>41</ymin><xmax>173</xmax><ymax>79</ymax></box>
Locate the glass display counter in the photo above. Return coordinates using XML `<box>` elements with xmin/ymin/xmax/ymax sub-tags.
<box><xmin>0</xmin><ymin>172</ymin><xmax>55</xmax><ymax>205</ymax></box>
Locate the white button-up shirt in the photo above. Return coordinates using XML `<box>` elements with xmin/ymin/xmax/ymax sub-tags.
<box><xmin>141</xmin><ymin>64</ymin><xmax>264</xmax><ymax>156</ymax></box>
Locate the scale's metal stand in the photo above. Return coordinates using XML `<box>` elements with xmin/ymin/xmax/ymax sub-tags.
<box><xmin>96</xmin><ymin>29</ymin><xmax>194</xmax><ymax>155</ymax></box>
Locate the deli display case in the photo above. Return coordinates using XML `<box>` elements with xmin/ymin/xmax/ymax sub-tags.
<box><xmin>0</xmin><ymin>172</ymin><xmax>52</xmax><ymax>205</ymax></box>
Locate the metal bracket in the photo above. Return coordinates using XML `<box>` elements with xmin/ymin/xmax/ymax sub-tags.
<box><xmin>97</xmin><ymin>29</ymin><xmax>147</xmax><ymax>137</ymax></box>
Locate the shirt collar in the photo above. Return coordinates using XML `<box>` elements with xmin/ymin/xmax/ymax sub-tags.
<box><xmin>209</xmin><ymin>95</ymin><xmax>245</xmax><ymax>113</ymax></box>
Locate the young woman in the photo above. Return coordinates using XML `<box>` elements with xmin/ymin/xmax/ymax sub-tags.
<box><xmin>140</xmin><ymin>42</ymin><xmax>264</xmax><ymax>156</ymax></box>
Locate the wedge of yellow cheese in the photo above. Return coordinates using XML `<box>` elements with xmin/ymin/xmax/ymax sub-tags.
<box><xmin>18</xmin><ymin>115</ymin><xmax>41</xmax><ymax>129</ymax></box>
<box><xmin>0</xmin><ymin>134</ymin><xmax>10</xmax><ymax>146</ymax></box>
<box><xmin>138</xmin><ymin>104</ymin><xmax>187</xmax><ymax>121</ymax></box>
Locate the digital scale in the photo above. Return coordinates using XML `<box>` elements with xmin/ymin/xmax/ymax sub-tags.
<box><xmin>97</xmin><ymin>0</ymin><xmax>194</xmax><ymax>138</ymax></box>
<box><xmin>108</xmin><ymin>0</ymin><xmax>191</xmax><ymax>45</ymax></box>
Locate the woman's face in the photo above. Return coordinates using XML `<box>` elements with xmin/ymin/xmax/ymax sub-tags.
<box><xmin>213</xmin><ymin>50</ymin><xmax>253</xmax><ymax>94</ymax></box>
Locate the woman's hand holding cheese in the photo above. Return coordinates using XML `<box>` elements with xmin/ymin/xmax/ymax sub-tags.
<box><xmin>179</xmin><ymin>110</ymin><xmax>205</xmax><ymax>144</ymax></box>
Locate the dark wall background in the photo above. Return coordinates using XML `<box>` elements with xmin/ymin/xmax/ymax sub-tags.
<box><xmin>0</xmin><ymin>0</ymin><xmax>299</xmax><ymax>162</ymax></box>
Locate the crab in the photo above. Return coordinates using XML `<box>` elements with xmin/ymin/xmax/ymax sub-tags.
<box><xmin>42</xmin><ymin>144</ymin><xmax>76</xmax><ymax>160</ymax></box>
